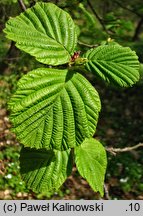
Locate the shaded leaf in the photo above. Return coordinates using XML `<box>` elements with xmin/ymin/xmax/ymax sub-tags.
<box><xmin>20</xmin><ymin>147</ymin><xmax>72</xmax><ymax>193</ymax></box>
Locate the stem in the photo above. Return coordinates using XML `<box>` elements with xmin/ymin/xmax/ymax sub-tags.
<box><xmin>106</xmin><ymin>143</ymin><xmax>143</xmax><ymax>155</ymax></box>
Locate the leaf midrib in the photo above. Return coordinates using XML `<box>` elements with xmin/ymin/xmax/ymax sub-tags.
<box><xmin>12</xmin><ymin>73</ymin><xmax>73</xmax><ymax>128</ymax></box>
<box><xmin>7</xmin><ymin>13</ymin><xmax>72</xmax><ymax>58</ymax></box>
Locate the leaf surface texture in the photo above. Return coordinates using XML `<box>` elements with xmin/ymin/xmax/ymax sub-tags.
<box><xmin>9</xmin><ymin>68</ymin><xmax>101</xmax><ymax>150</ymax></box>
<box><xmin>4</xmin><ymin>3</ymin><xmax>77</xmax><ymax>65</ymax></box>
<box><xmin>85</xmin><ymin>45</ymin><xmax>140</xmax><ymax>87</ymax></box>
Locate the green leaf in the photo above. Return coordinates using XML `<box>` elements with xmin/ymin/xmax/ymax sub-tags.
<box><xmin>4</xmin><ymin>3</ymin><xmax>77</xmax><ymax>65</ymax></box>
<box><xmin>75</xmin><ymin>138</ymin><xmax>107</xmax><ymax>196</ymax></box>
<box><xmin>84</xmin><ymin>44</ymin><xmax>140</xmax><ymax>87</ymax></box>
<box><xmin>9</xmin><ymin>68</ymin><xmax>101</xmax><ymax>150</ymax></box>
<box><xmin>20</xmin><ymin>147</ymin><xmax>72</xmax><ymax>193</ymax></box>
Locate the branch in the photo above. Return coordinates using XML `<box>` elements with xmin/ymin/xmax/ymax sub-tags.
<box><xmin>132</xmin><ymin>17</ymin><xmax>143</xmax><ymax>41</ymax></box>
<box><xmin>18</xmin><ymin>0</ymin><xmax>26</xmax><ymax>11</ymax></box>
<box><xmin>114</xmin><ymin>1</ymin><xmax>141</xmax><ymax>17</ymax></box>
<box><xmin>1</xmin><ymin>0</ymin><xmax>26</xmax><ymax>74</ymax></box>
<box><xmin>86</xmin><ymin>0</ymin><xmax>108</xmax><ymax>34</ymax></box>
<box><xmin>1</xmin><ymin>56</ymin><xmax>22</xmax><ymax>60</ymax></box>
<box><xmin>106</xmin><ymin>143</ymin><xmax>143</xmax><ymax>156</ymax></box>
<box><xmin>78</xmin><ymin>41</ymin><xmax>99</xmax><ymax>48</ymax></box>
<box><xmin>8</xmin><ymin>1</ymin><xmax>26</xmax><ymax>56</ymax></box>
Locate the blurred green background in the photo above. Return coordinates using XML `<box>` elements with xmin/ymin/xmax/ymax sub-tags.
<box><xmin>0</xmin><ymin>0</ymin><xmax>143</xmax><ymax>200</ymax></box>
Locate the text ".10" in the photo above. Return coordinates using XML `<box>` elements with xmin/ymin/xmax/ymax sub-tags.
<box><xmin>129</xmin><ymin>203</ymin><xmax>140</xmax><ymax>211</ymax></box>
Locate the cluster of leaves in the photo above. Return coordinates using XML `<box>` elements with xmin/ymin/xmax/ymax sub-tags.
<box><xmin>4</xmin><ymin>2</ymin><xmax>140</xmax><ymax>196</ymax></box>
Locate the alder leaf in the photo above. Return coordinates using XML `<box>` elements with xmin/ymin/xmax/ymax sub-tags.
<box><xmin>75</xmin><ymin>138</ymin><xmax>107</xmax><ymax>196</ymax></box>
<box><xmin>84</xmin><ymin>44</ymin><xmax>140</xmax><ymax>87</ymax></box>
<box><xmin>8</xmin><ymin>68</ymin><xmax>101</xmax><ymax>150</ymax></box>
<box><xmin>4</xmin><ymin>3</ymin><xmax>77</xmax><ymax>65</ymax></box>
<box><xmin>20</xmin><ymin>147</ymin><xmax>72</xmax><ymax>193</ymax></box>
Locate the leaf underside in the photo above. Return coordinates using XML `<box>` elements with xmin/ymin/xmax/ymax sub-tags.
<box><xmin>4</xmin><ymin>2</ymin><xmax>77</xmax><ymax>65</ymax></box>
<box><xmin>85</xmin><ymin>45</ymin><xmax>140</xmax><ymax>87</ymax></box>
<box><xmin>20</xmin><ymin>147</ymin><xmax>72</xmax><ymax>193</ymax></box>
<box><xmin>75</xmin><ymin>138</ymin><xmax>107</xmax><ymax>196</ymax></box>
<box><xmin>9</xmin><ymin>68</ymin><xmax>101</xmax><ymax>150</ymax></box>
